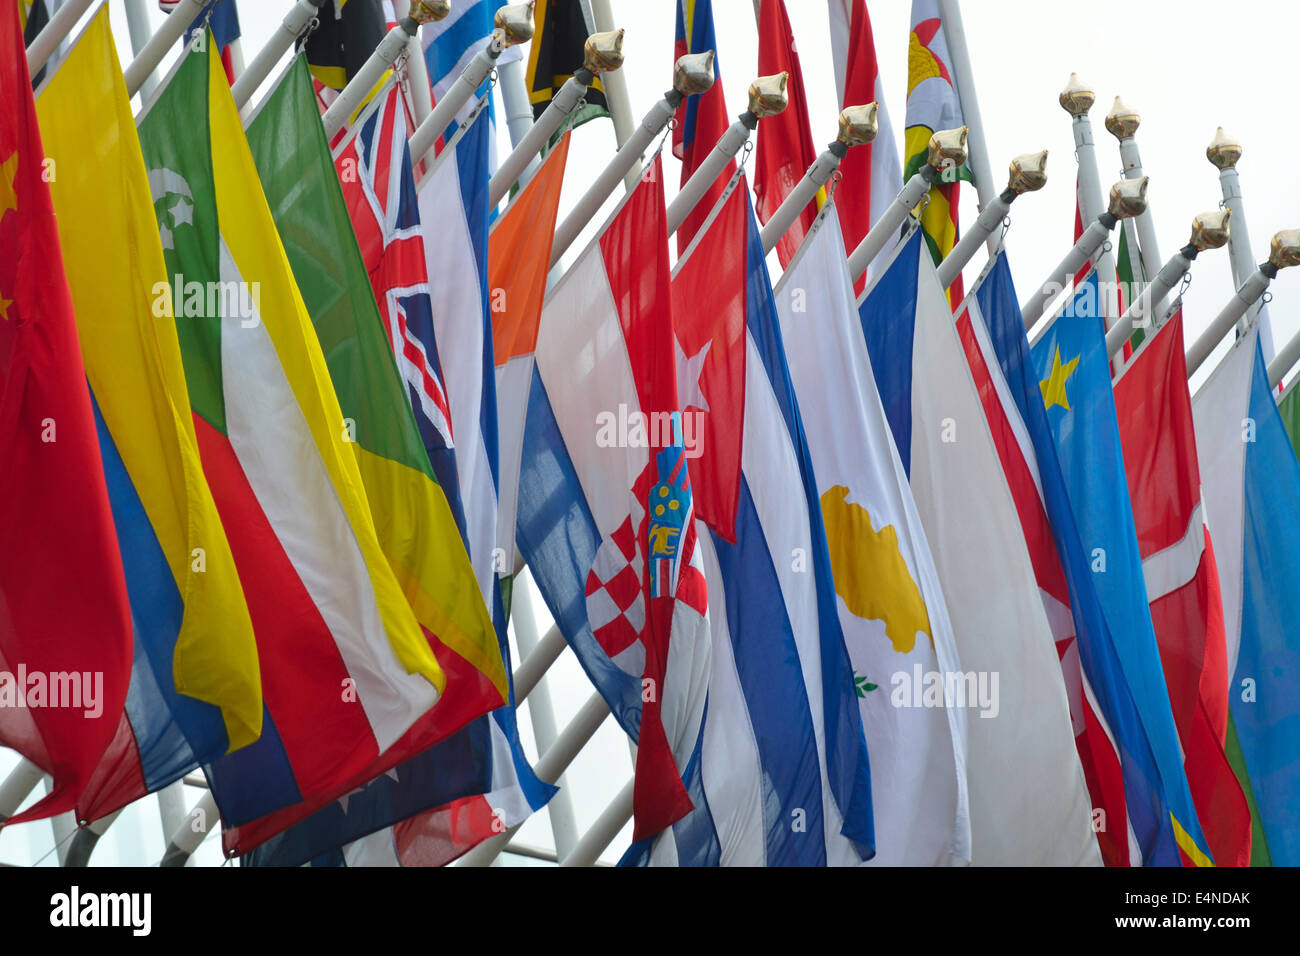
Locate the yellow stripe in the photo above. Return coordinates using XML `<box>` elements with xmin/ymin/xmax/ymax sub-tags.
<box><xmin>204</xmin><ymin>43</ymin><xmax>445</xmax><ymax>694</ymax></box>
<box><xmin>354</xmin><ymin>448</ymin><xmax>506</xmax><ymax>703</ymax></box>
<box><xmin>37</xmin><ymin>10</ymin><xmax>262</xmax><ymax>750</ymax></box>
<box><xmin>1171</xmin><ymin>814</ymin><xmax>1215</xmax><ymax>867</ymax></box>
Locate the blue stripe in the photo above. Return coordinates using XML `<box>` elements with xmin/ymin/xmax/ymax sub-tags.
<box><xmin>739</xmin><ymin>195</ymin><xmax>874</xmax><ymax>857</ymax></box>
<box><xmin>424</xmin><ymin>2</ymin><xmax>501</xmax><ymax>85</ymax></box>
<box><xmin>975</xmin><ymin>255</ymin><xmax>1182</xmax><ymax>864</ymax></box>
<box><xmin>91</xmin><ymin>391</ymin><xmax>225</xmax><ymax>793</ymax></box>
<box><xmin>515</xmin><ymin>367</ymin><xmax>645</xmax><ymax>735</ymax></box>
<box><xmin>1234</xmin><ymin>340</ymin><xmax>1300</xmax><ymax>864</ymax></box>
<box><xmin>856</xmin><ymin>232</ymin><xmax>921</xmax><ymax>477</ymax></box>
<box><xmin>205</xmin><ymin>702</ymin><xmax>302</xmax><ymax>826</ymax></box>
<box><xmin>675</xmin><ymin>0</ymin><xmax>721</xmax><ymax>152</ymax></box>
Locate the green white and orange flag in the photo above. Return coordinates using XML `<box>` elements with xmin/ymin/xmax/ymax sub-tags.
<box><xmin>905</xmin><ymin>0</ymin><xmax>971</xmax><ymax>305</ymax></box>
<box><xmin>134</xmin><ymin>37</ymin><xmax>497</xmax><ymax>832</ymax></box>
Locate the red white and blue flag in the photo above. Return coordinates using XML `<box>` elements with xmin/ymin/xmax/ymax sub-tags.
<box><xmin>161</xmin><ymin>0</ymin><xmax>241</xmax><ymax>85</ymax></box>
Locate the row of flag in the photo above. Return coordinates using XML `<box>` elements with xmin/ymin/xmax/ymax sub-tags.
<box><xmin>1</xmin><ymin>0</ymin><xmax>1296</xmax><ymax>868</ymax></box>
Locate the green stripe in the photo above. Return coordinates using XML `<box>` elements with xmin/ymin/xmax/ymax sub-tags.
<box><xmin>1117</xmin><ymin>222</ymin><xmax>1147</xmax><ymax>352</ymax></box>
<box><xmin>138</xmin><ymin>42</ymin><xmax>227</xmax><ymax>435</ymax></box>
<box><xmin>1224</xmin><ymin>710</ymin><xmax>1273</xmax><ymax>865</ymax></box>
<box><xmin>1278</xmin><ymin>385</ymin><xmax>1300</xmax><ymax>463</ymax></box>
<box><xmin>245</xmin><ymin>55</ymin><xmax>434</xmax><ymax>480</ymax></box>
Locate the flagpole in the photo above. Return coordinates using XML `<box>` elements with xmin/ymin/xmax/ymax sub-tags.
<box><xmin>551</xmin><ymin>52</ymin><xmax>716</xmax><ymax>266</ymax></box>
<box><xmin>665</xmin><ymin>72</ymin><xmax>790</xmax><ymax>236</ymax></box>
<box><xmin>558</xmin><ymin>779</ymin><xmax>633</xmax><ymax>867</ymax></box>
<box><xmin>758</xmin><ymin>104</ymin><xmax>880</xmax><ymax>256</ymax></box>
<box><xmin>1019</xmin><ymin>176</ymin><xmax>1148</xmax><ymax>331</ymax></box>
<box><xmin>1105</xmin><ymin>97</ymin><xmax>1163</xmax><ymax>272</ymax></box>
<box><xmin>1104</xmin><ymin>210</ymin><xmax>1230</xmax><ymax>357</ymax></box>
<box><xmin>408</xmin><ymin>3</ymin><xmax>535</xmax><ymax>169</ymax></box>
<box><xmin>589</xmin><ymin>0</ymin><xmax>640</xmax><ymax>191</ymax></box>
<box><xmin>846</xmin><ymin>126</ymin><xmax>968</xmax><ymax>283</ymax></box>
<box><xmin>488</xmin><ymin>28</ymin><xmax>625</xmax><ymax>207</ymax></box>
<box><xmin>230</xmin><ymin>0</ymin><xmax>330</xmax><ymax>109</ymax></box>
<box><xmin>63</xmin><ymin>809</ymin><xmax>123</xmax><ymax>868</ymax></box>
<box><xmin>1208</xmin><ymin>128</ymin><xmax>1274</xmax><ymax>359</ymax></box>
<box><xmin>1183</xmin><ymin>229</ymin><xmax>1300</xmax><ymax>377</ymax></box>
<box><xmin>319</xmin><ymin>1</ymin><xmax>451</xmax><ymax>140</ymax></box>
<box><xmin>121</xmin><ymin>0</ymin><xmax>209</xmax><ymax>97</ymax></box>
<box><xmin>936</xmin><ymin>0</ymin><xmax>997</xmax><ymax>249</ymax></box>
<box><xmin>159</xmin><ymin>791</ymin><xmax>217</xmax><ymax>866</ymax></box>
<box><xmin>123</xmin><ymin>0</ymin><xmax>159</xmax><ymax>101</ymax></box>
<box><xmin>934</xmin><ymin>149</ymin><xmax>1048</xmax><ymax>289</ymax></box>
<box><xmin>25</xmin><ymin>0</ymin><xmax>96</xmax><ymax>76</ymax></box>
<box><xmin>0</xmin><ymin>760</ymin><xmax>44</xmax><ymax>822</ymax></box>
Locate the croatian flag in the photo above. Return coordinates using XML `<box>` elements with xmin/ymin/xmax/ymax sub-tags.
<box><xmin>515</xmin><ymin>155</ymin><xmax>709</xmax><ymax>841</ymax></box>
<box><xmin>623</xmin><ymin>178</ymin><xmax>875</xmax><ymax>866</ymax></box>
<box><xmin>858</xmin><ymin>231</ymin><xmax>1099</xmax><ymax>865</ymax></box>
<box><xmin>1193</xmin><ymin>323</ymin><xmax>1300</xmax><ymax>865</ymax></box>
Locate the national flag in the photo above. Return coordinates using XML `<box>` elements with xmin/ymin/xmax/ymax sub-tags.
<box><xmin>1193</xmin><ymin>323</ymin><xmax>1300</xmax><ymax>865</ymax></box>
<box><xmin>829</xmin><ymin>0</ymin><xmax>902</xmax><ymax>295</ymax></box>
<box><xmin>515</xmin><ymin>154</ymin><xmax>708</xmax><ymax>843</ymax></box>
<box><xmin>135</xmin><ymin>39</ymin><xmax>490</xmax><ymax>850</ymax></box>
<box><xmin>904</xmin><ymin>0</ymin><xmax>970</xmax><ymax>305</ymax></box>
<box><xmin>301</xmin><ymin>0</ymin><xmax>390</xmax><ymax>139</ymax></box>
<box><xmin>1114</xmin><ymin>311</ymin><xmax>1252</xmax><ymax>866</ymax></box>
<box><xmin>526</xmin><ymin>0</ymin><xmax>609</xmax><ymax>132</ymax></box>
<box><xmin>957</xmin><ymin>251</ymin><xmax>1146</xmax><ymax>867</ymax></box>
<box><xmin>753</xmin><ymin>0</ymin><xmax>822</xmax><ymax>269</ymax></box>
<box><xmin>333</xmin><ymin>82</ymin><xmax>463</xmax><ymax>530</ymax></box>
<box><xmin>30</xmin><ymin>8</ymin><xmax>262</xmax><ymax>824</ymax></box>
<box><xmin>0</xmin><ymin>0</ymin><xmax>132</xmax><ymax>826</ymax></box>
<box><xmin>420</xmin><ymin>0</ymin><xmax>521</xmax><ymax>167</ymax></box>
<box><xmin>857</xmin><ymin>230</ymin><xmax>1099</xmax><ymax>865</ymax></box>
<box><xmin>773</xmin><ymin>209</ymin><xmax>970</xmax><ymax>865</ymax></box>
<box><xmin>1030</xmin><ymin>269</ymin><xmax>1213</xmax><ymax>866</ymax></box>
<box><xmin>622</xmin><ymin>178</ymin><xmax>874</xmax><ymax>866</ymax></box>
<box><xmin>231</xmin><ymin>54</ymin><xmax>523</xmax><ymax>865</ymax></box>
<box><xmin>162</xmin><ymin>0</ymin><xmax>242</xmax><ymax>85</ymax></box>
<box><xmin>672</xmin><ymin>0</ymin><xmax>731</xmax><ymax>257</ymax></box>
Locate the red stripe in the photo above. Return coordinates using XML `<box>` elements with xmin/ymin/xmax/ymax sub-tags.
<box><xmin>76</xmin><ymin>713</ymin><xmax>148</xmax><ymax>823</ymax></box>
<box><xmin>372</xmin><ymin>92</ymin><xmax>397</xmax><ymax>215</ymax></box>
<box><xmin>836</xmin><ymin>0</ymin><xmax>882</xmax><ymax>296</ymax></box>
<box><xmin>394</xmin><ymin>794</ymin><xmax>498</xmax><ymax>866</ymax></box>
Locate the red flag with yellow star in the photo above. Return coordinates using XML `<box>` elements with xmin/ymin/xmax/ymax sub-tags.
<box><xmin>0</xmin><ymin>0</ymin><xmax>133</xmax><ymax>824</ymax></box>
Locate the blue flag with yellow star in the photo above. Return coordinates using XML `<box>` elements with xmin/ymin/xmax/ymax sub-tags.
<box><xmin>1030</xmin><ymin>270</ymin><xmax>1212</xmax><ymax>866</ymax></box>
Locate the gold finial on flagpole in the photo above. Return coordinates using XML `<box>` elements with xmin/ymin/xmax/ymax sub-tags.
<box><xmin>747</xmin><ymin>72</ymin><xmax>789</xmax><ymax>118</ymax></box>
<box><xmin>583</xmin><ymin>29</ymin><xmax>625</xmax><ymax>74</ymax></box>
<box><xmin>1206</xmin><ymin>127</ymin><xmax>1242</xmax><ymax>169</ymax></box>
<box><xmin>1008</xmin><ymin>150</ymin><xmax>1049</xmax><ymax>193</ymax></box>
<box><xmin>1190</xmin><ymin>209</ymin><xmax>1232</xmax><ymax>251</ymax></box>
<box><xmin>409</xmin><ymin>0</ymin><xmax>450</xmax><ymax>24</ymax></box>
<box><xmin>493</xmin><ymin>3</ymin><xmax>535</xmax><ymax>47</ymax></box>
<box><xmin>1108</xmin><ymin>176</ymin><xmax>1149</xmax><ymax>219</ymax></box>
<box><xmin>674</xmin><ymin>51</ymin><xmax>716</xmax><ymax>96</ymax></box>
<box><xmin>1104</xmin><ymin>96</ymin><xmax>1140</xmax><ymax>140</ymax></box>
<box><xmin>1269</xmin><ymin>229</ymin><xmax>1300</xmax><ymax>269</ymax></box>
<box><xmin>1059</xmin><ymin>73</ymin><xmax>1095</xmax><ymax>116</ymax></box>
<box><xmin>837</xmin><ymin>103</ymin><xmax>879</xmax><ymax>147</ymax></box>
<box><xmin>927</xmin><ymin>126</ymin><xmax>968</xmax><ymax>171</ymax></box>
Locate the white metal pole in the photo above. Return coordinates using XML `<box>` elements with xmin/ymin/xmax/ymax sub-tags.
<box><xmin>404</xmin><ymin>31</ymin><xmax>434</xmax><ymax>128</ymax></box>
<box><xmin>123</xmin><ymin>0</ymin><xmax>158</xmax><ymax>101</ymax></box>
<box><xmin>122</xmin><ymin>0</ymin><xmax>209</xmax><ymax>97</ymax></box>
<box><xmin>320</xmin><ymin>16</ymin><xmax>423</xmax><ymax>140</ymax></box>
<box><xmin>1208</xmin><ymin>128</ymin><xmax>1274</xmax><ymax>361</ymax></box>
<box><xmin>935</xmin><ymin>150</ymin><xmax>1048</xmax><ymax>290</ymax></box>
<box><xmin>0</xmin><ymin>760</ymin><xmax>44</xmax><ymax>821</ymax></box>
<box><xmin>1186</xmin><ymin>268</ymin><xmax>1273</xmax><ymax>377</ymax></box>
<box><xmin>758</xmin><ymin>104</ymin><xmax>880</xmax><ymax>256</ymax></box>
<box><xmin>1105</xmin><ymin>98</ymin><xmax>1162</xmax><ymax>274</ymax></box>
<box><xmin>25</xmin><ymin>0</ymin><xmax>96</xmax><ymax>77</ymax></box>
<box><xmin>160</xmin><ymin>791</ymin><xmax>217</xmax><ymax>867</ymax></box>
<box><xmin>847</xmin><ymin>126</ymin><xmax>969</xmax><ymax>283</ymax></box>
<box><xmin>158</xmin><ymin>779</ymin><xmax>189</xmax><ymax>838</ymax></box>
<box><xmin>513</xmin><ymin>623</ymin><xmax>567</xmax><ymax>703</ymax></box>
<box><xmin>558</xmin><ymin>779</ymin><xmax>633</xmax><ymax>867</ymax></box>
<box><xmin>64</xmin><ymin>809</ymin><xmax>123</xmax><ymax>867</ymax></box>
<box><xmin>936</xmin><ymin>0</ymin><xmax>997</xmax><ymax>253</ymax></box>
<box><xmin>230</xmin><ymin>0</ymin><xmax>329</xmax><ymax>109</ymax></box>
<box><xmin>509</xmin><ymin>575</ymin><xmax>579</xmax><ymax>860</ymax></box>
<box><xmin>1105</xmin><ymin>249</ymin><xmax>1195</xmax><ymax>357</ymax></box>
<box><xmin>1268</xmin><ymin>328</ymin><xmax>1300</xmax><ymax>389</ymax></box>
<box><xmin>410</xmin><ymin>37</ymin><xmax>506</xmax><ymax>167</ymax></box>
<box><xmin>497</xmin><ymin>57</ymin><xmax>536</xmax><ymax>149</ymax></box>
<box><xmin>588</xmin><ymin>0</ymin><xmax>638</xmax><ymax>191</ymax></box>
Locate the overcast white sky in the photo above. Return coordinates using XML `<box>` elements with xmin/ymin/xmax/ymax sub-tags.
<box><xmin>6</xmin><ymin>0</ymin><xmax>1300</xmax><ymax>867</ymax></box>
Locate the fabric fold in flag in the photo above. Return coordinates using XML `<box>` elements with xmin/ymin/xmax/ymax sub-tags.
<box><xmin>1193</xmin><ymin>323</ymin><xmax>1300</xmax><ymax>865</ymax></box>
<box><xmin>773</xmin><ymin>210</ymin><xmax>970</xmax><ymax>866</ymax></box>
<box><xmin>31</xmin><ymin>8</ymin><xmax>263</xmax><ymax>826</ymax></box>
<box><xmin>1114</xmin><ymin>311</ymin><xmax>1251</xmax><ymax>867</ymax></box>
<box><xmin>858</xmin><ymin>231</ymin><xmax>1100</xmax><ymax>865</ymax></box>
<box><xmin>623</xmin><ymin>177</ymin><xmax>874</xmax><ymax>866</ymax></box>
<box><xmin>0</xmin><ymin>0</ymin><xmax>133</xmax><ymax>826</ymax></box>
